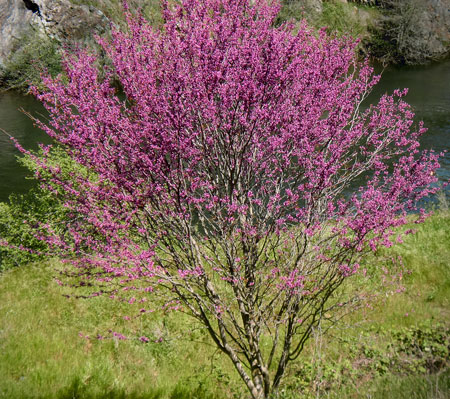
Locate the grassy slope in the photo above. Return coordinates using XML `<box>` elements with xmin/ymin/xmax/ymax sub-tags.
<box><xmin>0</xmin><ymin>210</ymin><xmax>449</xmax><ymax>398</ymax></box>
<box><xmin>286</xmin><ymin>208</ymin><xmax>450</xmax><ymax>398</ymax></box>
<box><xmin>69</xmin><ymin>0</ymin><xmax>162</xmax><ymax>25</ymax></box>
<box><xmin>0</xmin><ymin>261</ymin><xmax>238</xmax><ymax>399</ymax></box>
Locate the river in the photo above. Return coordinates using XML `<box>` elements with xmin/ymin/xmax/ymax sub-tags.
<box><xmin>0</xmin><ymin>60</ymin><xmax>449</xmax><ymax>203</ymax></box>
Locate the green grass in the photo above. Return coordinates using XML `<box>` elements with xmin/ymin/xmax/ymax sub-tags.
<box><xmin>69</xmin><ymin>0</ymin><xmax>162</xmax><ymax>26</ymax></box>
<box><xmin>0</xmin><ymin>260</ymin><xmax>240</xmax><ymax>399</ymax></box>
<box><xmin>277</xmin><ymin>0</ymin><xmax>380</xmax><ymax>39</ymax></box>
<box><xmin>365</xmin><ymin>208</ymin><xmax>450</xmax><ymax>327</ymax></box>
<box><xmin>0</xmin><ymin>210</ymin><xmax>449</xmax><ymax>398</ymax></box>
<box><xmin>279</xmin><ymin>209</ymin><xmax>450</xmax><ymax>398</ymax></box>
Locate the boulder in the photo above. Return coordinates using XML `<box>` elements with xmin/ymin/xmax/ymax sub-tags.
<box><xmin>31</xmin><ymin>0</ymin><xmax>109</xmax><ymax>41</ymax></box>
<box><xmin>303</xmin><ymin>0</ymin><xmax>323</xmax><ymax>14</ymax></box>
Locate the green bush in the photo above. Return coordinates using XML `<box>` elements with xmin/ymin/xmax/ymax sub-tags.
<box><xmin>0</xmin><ymin>191</ymin><xmax>51</xmax><ymax>270</ymax></box>
<box><xmin>315</xmin><ymin>1</ymin><xmax>367</xmax><ymax>37</ymax></box>
<box><xmin>70</xmin><ymin>0</ymin><xmax>162</xmax><ymax>26</ymax></box>
<box><xmin>277</xmin><ymin>1</ymin><xmax>372</xmax><ymax>37</ymax></box>
<box><xmin>0</xmin><ymin>30</ymin><xmax>62</xmax><ymax>92</ymax></box>
<box><xmin>0</xmin><ymin>147</ymin><xmax>81</xmax><ymax>271</ymax></box>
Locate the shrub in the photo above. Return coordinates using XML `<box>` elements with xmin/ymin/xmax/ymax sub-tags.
<box><xmin>24</xmin><ymin>0</ymin><xmax>441</xmax><ymax>397</ymax></box>
<box><xmin>0</xmin><ymin>30</ymin><xmax>62</xmax><ymax>92</ymax></box>
<box><xmin>0</xmin><ymin>147</ymin><xmax>78</xmax><ymax>271</ymax></box>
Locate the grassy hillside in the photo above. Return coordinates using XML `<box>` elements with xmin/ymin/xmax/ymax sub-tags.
<box><xmin>69</xmin><ymin>0</ymin><xmax>162</xmax><ymax>25</ymax></box>
<box><xmin>1</xmin><ymin>209</ymin><xmax>448</xmax><ymax>398</ymax></box>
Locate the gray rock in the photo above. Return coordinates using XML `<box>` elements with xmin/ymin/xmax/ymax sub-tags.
<box><xmin>420</xmin><ymin>0</ymin><xmax>450</xmax><ymax>61</ymax></box>
<box><xmin>379</xmin><ymin>0</ymin><xmax>450</xmax><ymax>64</ymax></box>
<box><xmin>0</xmin><ymin>0</ymin><xmax>35</xmax><ymax>66</ymax></box>
<box><xmin>0</xmin><ymin>0</ymin><xmax>109</xmax><ymax>67</ymax></box>
<box><xmin>306</xmin><ymin>0</ymin><xmax>323</xmax><ymax>13</ymax></box>
<box><xmin>301</xmin><ymin>0</ymin><xmax>323</xmax><ymax>14</ymax></box>
<box><xmin>32</xmin><ymin>0</ymin><xmax>109</xmax><ymax>41</ymax></box>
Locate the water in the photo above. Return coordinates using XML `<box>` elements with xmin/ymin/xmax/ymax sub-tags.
<box><xmin>0</xmin><ymin>60</ymin><xmax>449</xmax><ymax>203</ymax></box>
<box><xmin>368</xmin><ymin>60</ymin><xmax>450</xmax><ymax>190</ymax></box>
<box><xmin>0</xmin><ymin>92</ymin><xmax>51</xmax><ymax>202</ymax></box>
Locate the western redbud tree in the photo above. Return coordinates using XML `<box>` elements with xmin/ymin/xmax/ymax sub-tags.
<box><xmin>28</xmin><ymin>0</ymin><xmax>440</xmax><ymax>397</ymax></box>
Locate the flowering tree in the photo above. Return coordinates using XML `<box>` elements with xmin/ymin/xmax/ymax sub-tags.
<box><xmin>26</xmin><ymin>0</ymin><xmax>440</xmax><ymax>397</ymax></box>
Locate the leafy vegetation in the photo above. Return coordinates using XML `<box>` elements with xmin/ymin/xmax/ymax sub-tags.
<box><xmin>0</xmin><ymin>190</ymin><xmax>52</xmax><ymax>270</ymax></box>
<box><xmin>69</xmin><ymin>0</ymin><xmax>162</xmax><ymax>26</ymax></box>
<box><xmin>0</xmin><ymin>146</ymin><xmax>87</xmax><ymax>271</ymax></box>
<box><xmin>0</xmin><ymin>30</ymin><xmax>62</xmax><ymax>92</ymax></box>
<box><xmin>277</xmin><ymin>1</ymin><xmax>379</xmax><ymax>41</ymax></box>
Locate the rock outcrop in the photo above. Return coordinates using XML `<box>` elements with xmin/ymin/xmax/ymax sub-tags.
<box><xmin>31</xmin><ymin>0</ymin><xmax>108</xmax><ymax>41</ymax></box>
<box><xmin>417</xmin><ymin>0</ymin><xmax>450</xmax><ymax>62</ymax></box>
<box><xmin>0</xmin><ymin>0</ymin><xmax>34</xmax><ymax>66</ymax></box>
<box><xmin>0</xmin><ymin>0</ymin><xmax>108</xmax><ymax>67</ymax></box>
<box><xmin>372</xmin><ymin>0</ymin><xmax>450</xmax><ymax>64</ymax></box>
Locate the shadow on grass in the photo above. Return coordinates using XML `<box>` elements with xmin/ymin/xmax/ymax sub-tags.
<box><xmin>367</xmin><ymin>370</ymin><xmax>450</xmax><ymax>399</ymax></box>
<box><xmin>54</xmin><ymin>377</ymin><xmax>163</xmax><ymax>399</ymax></box>
<box><xmin>48</xmin><ymin>376</ymin><xmax>218</xmax><ymax>399</ymax></box>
